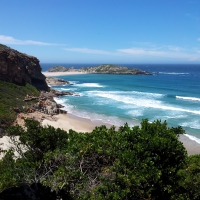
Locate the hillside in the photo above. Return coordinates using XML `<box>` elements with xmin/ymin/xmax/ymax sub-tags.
<box><xmin>81</xmin><ymin>64</ymin><xmax>152</xmax><ymax>75</ymax></box>
<box><xmin>0</xmin><ymin>44</ymin><xmax>44</xmax><ymax>128</ymax></box>
<box><xmin>47</xmin><ymin>64</ymin><xmax>152</xmax><ymax>75</ymax></box>
<box><xmin>0</xmin><ymin>80</ymin><xmax>40</xmax><ymax>128</ymax></box>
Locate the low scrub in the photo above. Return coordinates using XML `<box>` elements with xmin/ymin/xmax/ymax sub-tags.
<box><xmin>0</xmin><ymin>119</ymin><xmax>199</xmax><ymax>199</ymax></box>
<box><xmin>0</xmin><ymin>80</ymin><xmax>39</xmax><ymax>126</ymax></box>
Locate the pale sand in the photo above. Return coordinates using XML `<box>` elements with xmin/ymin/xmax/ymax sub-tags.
<box><xmin>42</xmin><ymin>113</ymin><xmax>113</xmax><ymax>133</ymax></box>
<box><xmin>0</xmin><ymin>136</ymin><xmax>20</xmax><ymax>159</ymax></box>
<box><xmin>43</xmin><ymin>71</ymin><xmax>87</xmax><ymax>77</ymax></box>
<box><xmin>179</xmin><ymin>134</ymin><xmax>200</xmax><ymax>156</ymax></box>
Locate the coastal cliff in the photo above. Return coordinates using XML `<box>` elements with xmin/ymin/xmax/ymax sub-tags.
<box><xmin>0</xmin><ymin>44</ymin><xmax>48</xmax><ymax>91</ymax></box>
<box><xmin>0</xmin><ymin>44</ymin><xmax>71</xmax><ymax>130</ymax></box>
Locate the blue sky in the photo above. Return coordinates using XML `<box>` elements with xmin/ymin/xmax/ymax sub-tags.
<box><xmin>0</xmin><ymin>0</ymin><xmax>200</xmax><ymax>64</ymax></box>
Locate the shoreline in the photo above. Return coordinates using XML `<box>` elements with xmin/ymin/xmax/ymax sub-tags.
<box><xmin>41</xmin><ymin>71</ymin><xmax>200</xmax><ymax>155</ymax></box>
<box><xmin>43</xmin><ymin>71</ymin><xmax>87</xmax><ymax>77</ymax></box>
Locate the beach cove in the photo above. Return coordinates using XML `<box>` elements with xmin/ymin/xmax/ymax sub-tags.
<box><xmin>42</xmin><ymin>68</ymin><xmax>200</xmax><ymax>156</ymax></box>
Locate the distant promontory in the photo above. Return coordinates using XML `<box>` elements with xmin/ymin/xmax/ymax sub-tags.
<box><xmin>47</xmin><ymin>64</ymin><xmax>152</xmax><ymax>75</ymax></box>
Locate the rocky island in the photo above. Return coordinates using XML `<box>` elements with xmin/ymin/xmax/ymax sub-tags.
<box><xmin>47</xmin><ymin>65</ymin><xmax>77</xmax><ymax>72</ymax></box>
<box><xmin>47</xmin><ymin>64</ymin><xmax>152</xmax><ymax>75</ymax></box>
<box><xmin>81</xmin><ymin>64</ymin><xmax>152</xmax><ymax>75</ymax></box>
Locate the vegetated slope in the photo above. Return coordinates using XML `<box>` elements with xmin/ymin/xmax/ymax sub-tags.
<box><xmin>81</xmin><ymin>64</ymin><xmax>152</xmax><ymax>75</ymax></box>
<box><xmin>0</xmin><ymin>44</ymin><xmax>48</xmax><ymax>128</ymax></box>
<box><xmin>1</xmin><ymin>119</ymin><xmax>199</xmax><ymax>199</ymax></box>
<box><xmin>0</xmin><ymin>80</ymin><xmax>39</xmax><ymax>127</ymax></box>
<box><xmin>47</xmin><ymin>66</ymin><xmax>75</xmax><ymax>72</ymax></box>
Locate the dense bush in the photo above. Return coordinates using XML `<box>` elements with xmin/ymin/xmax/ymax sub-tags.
<box><xmin>0</xmin><ymin>119</ymin><xmax>199</xmax><ymax>199</ymax></box>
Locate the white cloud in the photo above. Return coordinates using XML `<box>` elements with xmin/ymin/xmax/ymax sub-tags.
<box><xmin>64</xmin><ymin>47</ymin><xmax>111</xmax><ymax>55</ymax></box>
<box><xmin>117</xmin><ymin>47</ymin><xmax>200</xmax><ymax>61</ymax></box>
<box><xmin>0</xmin><ymin>35</ymin><xmax>58</xmax><ymax>46</ymax></box>
<box><xmin>167</xmin><ymin>45</ymin><xmax>183</xmax><ymax>52</ymax></box>
<box><xmin>118</xmin><ymin>48</ymin><xmax>165</xmax><ymax>56</ymax></box>
<box><xmin>198</xmin><ymin>38</ymin><xmax>200</xmax><ymax>42</ymax></box>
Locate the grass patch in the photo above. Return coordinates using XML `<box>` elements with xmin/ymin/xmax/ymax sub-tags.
<box><xmin>0</xmin><ymin>80</ymin><xmax>39</xmax><ymax>126</ymax></box>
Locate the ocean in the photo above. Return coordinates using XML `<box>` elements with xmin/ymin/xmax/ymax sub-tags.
<box><xmin>41</xmin><ymin>63</ymin><xmax>200</xmax><ymax>143</ymax></box>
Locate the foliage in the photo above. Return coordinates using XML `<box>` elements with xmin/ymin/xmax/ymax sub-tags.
<box><xmin>1</xmin><ymin>119</ymin><xmax>199</xmax><ymax>199</ymax></box>
<box><xmin>176</xmin><ymin>155</ymin><xmax>200</xmax><ymax>199</ymax></box>
<box><xmin>0</xmin><ymin>43</ymin><xmax>8</xmax><ymax>50</ymax></box>
<box><xmin>0</xmin><ymin>80</ymin><xmax>39</xmax><ymax>126</ymax></box>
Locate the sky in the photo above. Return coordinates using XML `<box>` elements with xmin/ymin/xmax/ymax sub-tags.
<box><xmin>0</xmin><ymin>0</ymin><xmax>200</xmax><ymax>64</ymax></box>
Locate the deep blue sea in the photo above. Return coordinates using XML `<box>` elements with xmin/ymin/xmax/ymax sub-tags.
<box><xmin>41</xmin><ymin>63</ymin><xmax>200</xmax><ymax>143</ymax></box>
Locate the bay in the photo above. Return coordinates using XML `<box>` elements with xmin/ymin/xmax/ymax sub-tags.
<box><xmin>41</xmin><ymin>64</ymin><xmax>200</xmax><ymax>143</ymax></box>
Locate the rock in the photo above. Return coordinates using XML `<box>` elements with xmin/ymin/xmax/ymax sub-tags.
<box><xmin>0</xmin><ymin>44</ymin><xmax>49</xmax><ymax>91</ymax></box>
<box><xmin>45</xmin><ymin>77</ymin><xmax>70</xmax><ymax>86</ymax></box>
<box><xmin>47</xmin><ymin>66</ymin><xmax>74</xmax><ymax>72</ymax></box>
<box><xmin>13</xmin><ymin>107</ymin><xmax>21</xmax><ymax>113</ymax></box>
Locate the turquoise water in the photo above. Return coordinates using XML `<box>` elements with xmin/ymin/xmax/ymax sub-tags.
<box><xmin>42</xmin><ymin>64</ymin><xmax>200</xmax><ymax>143</ymax></box>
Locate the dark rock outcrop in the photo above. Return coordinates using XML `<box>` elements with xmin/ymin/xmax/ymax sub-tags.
<box><xmin>46</xmin><ymin>77</ymin><xmax>70</xmax><ymax>86</ymax></box>
<box><xmin>0</xmin><ymin>44</ymin><xmax>48</xmax><ymax>91</ymax></box>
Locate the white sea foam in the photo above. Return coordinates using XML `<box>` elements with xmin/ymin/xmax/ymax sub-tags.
<box><xmin>88</xmin><ymin>91</ymin><xmax>200</xmax><ymax>115</ymax></box>
<box><xmin>60</xmin><ymin>88</ymin><xmax>71</xmax><ymax>91</ymax></box>
<box><xmin>165</xmin><ymin>114</ymin><xmax>188</xmax><ymax>119</ymax></box>
<box><xmin>185</xmin><ymin>134</ymin><xmax>200</xmax><ymax>144</ymax></box>
<box><xmin>59</xmin><ymin>87</ymin><xmax>77</xmax><ymax>91</ymax></box>
<box><xmin>69</xmin><ymin>81</ymin><xmax>79</xmax><ymax>84</ymax></box>
<box><xmin>75</xmin><ymin>83</ymin><xmax>104</xmax><ymax>88</ymax></box>
<box><xmin>159</xmin><ymin>72</ymin><xmax>189</xmax><ymax>75</ymax></box>
<box><xmin>127</xmin><ymin>110</ymin><xmax>144</xmax><ymax>117</ymax></box>
<box><xmin>53</xmin><ymin>97</ymin><xmax>67</xmax><ymax>105</ymax></box>
<box><xmin>176</xmin><ymin>96</ymin><xmax>200</xmax><ymax>102</ymax></box>
<box><xmin>180</xmin><ymin>121</ymin><xmax>200</xmax><ymax>130</ymax></box>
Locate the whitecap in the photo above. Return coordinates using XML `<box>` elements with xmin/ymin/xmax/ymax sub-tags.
<box><xmin>159</xmin><ymin>72</ymin><xmax>189</xmax><ymax>75</ymax></box>
<box><xmin>75</xmin><ymin>83</ymin><xmax>104</xmax><ymax>88</ymax></box>
<box><xmin>176</xmin><ymin>96</ymin><xmax>200</xmax><ymax>102</ymax></box>
<box><xmin>180</xmin><ymin>121</ymin><xmax>200</xmax><ymax>130</ymax></box>
<box><xmin>87</xmin><ymin>91</ymin><xmax>200</xmax><ymax>115</ymax></box>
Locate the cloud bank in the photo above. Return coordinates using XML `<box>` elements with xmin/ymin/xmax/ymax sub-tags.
<box><xmin>0</xmin><ymin>35</ymin><xmax>58</xmax><ymax>46</ymax></box>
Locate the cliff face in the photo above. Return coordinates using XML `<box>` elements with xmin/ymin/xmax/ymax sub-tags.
<box><xmin>0</xmin><ymin>44</ymin><xmax>48</xmax><ymax>91</ymax></box>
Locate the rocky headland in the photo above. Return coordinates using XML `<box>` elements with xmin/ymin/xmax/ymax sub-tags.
<box><xmin>0</xmin><ymin>44</ymin><xmax>73</xmax><ymax>132</ymax></box>
<box><xmin>47</xmin><ymin>65</ymin><xmax>76</xmax><ymax>72</ymax></box>
<box><xmin>47</xmin><ymin>64</ymin><xmax>152</xmax><ymax>75</ymax></box>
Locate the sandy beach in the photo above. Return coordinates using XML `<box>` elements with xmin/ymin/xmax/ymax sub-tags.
<box><xmin>42</xmin><ymin>113</ymin><xmax>113</xmax><ymax>133</ymax></box>
<box><xmin>2</xmin><ymin>72</ymin><xmax>198</xmax><ymax>157</ymax></box>
<box><xmin>42</xmin><ymin>71</ymin><xmax>200</xmax><ymax>156</ymax></box>
<box><xmin>43</xmin><ymin>71</ymin><xmax>87</xmax><ymax>77</ymax></box>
